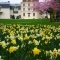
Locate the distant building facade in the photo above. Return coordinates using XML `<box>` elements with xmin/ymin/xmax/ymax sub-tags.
<box><xmin>10</xmin><ymin>4</ymin><xmax>21</xmax><ymax>19</ymax></box>
<box><xmin>0</xmin><ymin>1</ymin><xmax>10</xmax><ymax>19</ymax></box>
<box><xmin>0</xmin><ymin>0</ymin><xmax>50</xmax><ymax>19</ymax></box>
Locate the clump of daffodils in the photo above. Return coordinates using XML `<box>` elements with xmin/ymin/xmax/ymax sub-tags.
<box><xmin>46</xmin><ymin>48</ymin><xmax>60</xmax><ymax>60</ymax></box>
<box><xmin>0</xmin><ymin>41</ymin><xmax>7</xmax><ymax>49</ymax></box>
<box><xmin>0</xmin><ymin>24</ymin><xmax>60</xmax><ymax>60</ymax></box>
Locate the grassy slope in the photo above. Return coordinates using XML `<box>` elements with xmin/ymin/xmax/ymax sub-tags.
<box><xmin>0</xmin><ymin>19</ymin><xmax>60</xmax><ymax>26</ymax></box>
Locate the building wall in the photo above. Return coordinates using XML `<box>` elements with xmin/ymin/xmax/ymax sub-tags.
<box><xmin>0</xmin><ymin>8</ymin><xmax>10</xmax><ymax>19</ymax></box>
<box><xmin>10</xmin><ymin>10</ymin><xmax>21</xmax><ymax>19</ymax></box>
<box><xmin>39</xmin><ymin>13</ymin><xmax>50</xmax><ymax>19</ymax></box>
<box><xmin>21</xmin><ymin>2</ymin><xmax>40</xmax><ymax>19</ymax></box>
<box><xmin>21</xmin><ymin>11</ymin><xmax>39</xmax><ymax>19</ymax></box>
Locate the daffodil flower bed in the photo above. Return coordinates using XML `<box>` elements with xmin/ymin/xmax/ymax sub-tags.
<box><xmin>0</xmin><ymin>24</ymin><xmax>60</xmax><ymax>60</ymax></box>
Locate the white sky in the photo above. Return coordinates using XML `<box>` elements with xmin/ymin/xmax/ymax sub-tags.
<box><xmin>0</xmin><ymin>0</ymin><xmax>44</xmax><ymax>4</ymax></box>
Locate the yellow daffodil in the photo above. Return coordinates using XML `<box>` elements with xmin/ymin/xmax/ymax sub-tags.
<box><xmin>9</xmin><ymin>46</ymin><xmax>18</xmax><ymax>53</ymax></box>
<box><xmin>56</xmin><ymin>35</ymin><xmax>60</xmax><ymax>39</ymax></box>
<box><xmin>32</xmin><ymin>47</ymin><xmax>41</xmax><ymax>56</ymax></box>
<box><xmin>58</xmin><ymin>49</ymin><xmax>60</xmax><ymax>55</ymax></box>
<box><xmin>46</xmin><ymin>51</ymin><xmax>49</xmax><ymax>56</ymax></box>
<box><xmin>45</xmin><ymin>41</ymin><xmax>48</xmax><ymax>44</ymax></box>
<box><xmin>45</xmin><ymin>35</ymin><xmax>50</xmax><ymax>40</ymax></box>
<box><xmin>0</xmin><ymin>41</ymin><xmax>7</xmax><ymax>49</ymax></box>
<box><xmin>49</xmin><ymin>50</ymin><xmax>53</xmax><ymax>55</ymax></box>
<box><xmin>53</xmin><ymin>48</ymin><xmax>57</xmax><ymax>55</ymax></box>
<box><xmin>24</xmin><ymin>36</ymin><xmax>29</xmax><ymax>40</ymax></box>
<box><xmin>11</xmin><ymin>39</ymin><xmax>16</xmax><ymax>44</ymax></box>
<box><xmin>33</xmin><ymin>39</ymin><xmax>39</xmax><ymax>45</ymax></box>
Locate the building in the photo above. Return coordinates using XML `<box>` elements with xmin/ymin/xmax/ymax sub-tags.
<box><xmin>0</xmin><ymin>1</ymin><xmax>10</xmax><ymax>19</ymax></box>
<box><xmin>10</xmin><ymin>4</ymin><xmax>21</xmax><ymax>19</ymax></box>
<box><xmin>21</xmin><ymin>0</ymin><xmax>40</xmax><ymax>19</ymax></box>
<box><xmin>0</xmin><ymin>0</ymin><xmax>50</xmax><ymax>19</ymax></box>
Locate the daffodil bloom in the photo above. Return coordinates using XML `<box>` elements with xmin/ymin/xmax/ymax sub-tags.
<box><xmin>32</xmin><ymin>47</ymin><xmax>41</xmax><ymax>56</ymax></box>
<box><xmin>45</xmin><ymin>35</ymin><xmax>50</xmax><ymax>40</ymax></box>
<box><xmin>11</xmin><ymin>39</ymin><xmax>16</xmax><ymax>44</ymax></box>
<box><xmin>9</xmin><ymin>46</ymin><xmax>18</xmax><ymax>53</ymax></box>
<box><xmin>58</xmin><ymin>49</ymin><xmax>60</xmax><ymax>55</ymax></box>
<box><xmin>2</xmin><ymin>43</ymin><xmax>7</xmax><ymax>49</ymax></box>
<box><xmin>33</xmin><ymin>39</ymin><xmax>39</xmax><ymax>45</ymax></box>
<box><xmin>42</xmin><ymin>37</ymin><xmax>45</xmax><ymax>40</ymax></box>
<box><xmin>10</xmin><ymin>35</ymin><xmax>15</xmax><ymax>39</ymax></box>
<box><xmin>46</xmin><ymin>51</ymin><xmax>49</xmax><ymax>56</ymax></box>
<box><xmin>0</xmin><ymin>41</ymin><xmax>7</xmax><ymax>49</ymax></box>
<box><xmin>28</xmin><ymin>41</ymin><xmax>32</xmax><ymax>44</ymax></box>
<box><xmin>56</xmin><ymin>35</ymin><xmax>60</xmax><ymax>39</ymax></box>
<box><xmin>24</xmin><ymin>36</ymin><xmax>29</xmax><ymax>40</ymax></box>
<box><xmin>45</xmin><ymin>41</ymin><xmax>48</xmax><ymax>44</ymax></box>
<box><xmin>53</xmin><ymin>48</ymin><xmax>57</xmax><ymax>55</ymax></box>
<box><xmin>49</xmin><ymin>50</ymin><xmax>53</xmax><ymax>56</ymax></box>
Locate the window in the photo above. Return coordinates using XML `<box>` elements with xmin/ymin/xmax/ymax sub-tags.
<box><xmin>23</xmin><ymin>4</ymin><xmax>25</xmax><ymax>6</ymax></box>
<box><xmin>23</xmin><ymin>8</ymin><xmax>25</xmax><ymax>11</ymax></box>
<box><xmin>28</xmin><ymin>4</ymin><xmax>30</xmax><ymax>6</ymax></box>
<box><xmin>33</xmin><ymin>13</ymin><xmax>35</xmax><ymax>16</ymax></box>
<box><xmin>28</xmin><ymin>8</ymin><xmax>30</xmax><ymax>11</ymax></box>
<box><xmin>23</xmin><ymin>13</ymin><xmax>25</xmax><ymax>16</ymax></box>
<box><xmin>13</xmin><ymin>6</ymin><xmax>18</xmax><ymax>13</ymax></box>
<box><xmin>28</xmin><ymin>13</ymin><xmax>30</xmax><ymax>17</ymax></box>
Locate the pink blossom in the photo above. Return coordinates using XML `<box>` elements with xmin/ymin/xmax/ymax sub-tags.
<box><xmin>32</xmin><ymin>0</ymin><xmax>60</xmax><ymax>12</ymax></box>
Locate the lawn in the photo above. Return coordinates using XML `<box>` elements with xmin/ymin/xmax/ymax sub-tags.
<box><xmin>0</xmin><ymin>19</ymin><xmax>60</xmax><ymax>26</ymax></box>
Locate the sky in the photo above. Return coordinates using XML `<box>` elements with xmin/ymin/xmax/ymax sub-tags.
<box><xmin>0</xmin><ymin>0</ymin><xmax>44</xmax><ymax>4</ymax></box>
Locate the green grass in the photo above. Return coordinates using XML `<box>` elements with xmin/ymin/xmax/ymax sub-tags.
<box><xmin>0</xmin><ymin>19</ymin><xmax>60</xmax><ymax>26</ymax></box>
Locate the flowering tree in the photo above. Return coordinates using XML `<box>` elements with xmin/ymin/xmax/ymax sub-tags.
<box><xmin>33</xmin><ymin>0</ymin><xmax>60</xmax><ymax>21</ymax></box>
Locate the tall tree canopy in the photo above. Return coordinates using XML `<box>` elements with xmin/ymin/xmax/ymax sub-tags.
<box><xmin>32</xmin><ymin>0</ymin><xmax>60</xmax><ymax>21</ymax></box>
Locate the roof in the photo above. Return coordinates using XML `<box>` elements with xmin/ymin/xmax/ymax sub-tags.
<box><xmin>10</xmin><ymin>4</ymin><xmax>21</xmax><ymax>10</ymax></box>
<box><xmin>0</xmin><ymin>1</ymin><xmax>20</xmax><ymax>9</ymax></box>
<box><xmin>10</xmin><ymin>4</ymin><xmax>20</xmax><ymax>6</ymax></box>
<box><xmin>0</xmin><ymin>1</ymin><xmax>10</xmax><ymax>8</ymax></box>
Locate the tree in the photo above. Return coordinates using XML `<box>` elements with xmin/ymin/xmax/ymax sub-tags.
<box><xmin>32</xmin><ymin>0</ymin><xmax>60</xmax><ymax>21</ymax></box>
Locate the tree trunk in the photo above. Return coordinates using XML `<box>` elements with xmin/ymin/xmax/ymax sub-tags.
<box><xmin>50</xmin><ymin>9</ymin><xmax>56</xmax><ymax>22</ymax></box>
